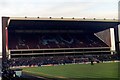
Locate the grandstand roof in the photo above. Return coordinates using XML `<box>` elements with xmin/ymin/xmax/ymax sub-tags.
<box><xmin>5</xmin><ymin>17</ymin><xmax>120</xmax><ymax>33</ymax></box>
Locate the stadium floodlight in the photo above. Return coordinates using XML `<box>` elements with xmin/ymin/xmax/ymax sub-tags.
<box><xmin>93</xmin><ymin>18</ymin><xmax>96</xmax><ymax>20</ymax></box>
<box><xmin>83</xmin><ymin>18</ymin><xmax>85</xmax><ymax>20</ymax></box>
<box><xmin>61</xmin><ymin>17</ymin><xmax>63</xmax><ymax>19</ymax></box>
<box><xmin>113</xmin><ymin>18</ymin><xmax>115</xmax><ymax>20</ymax></box>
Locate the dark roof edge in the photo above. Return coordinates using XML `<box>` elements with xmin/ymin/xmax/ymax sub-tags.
<box><xmin>2</xmin><ymin>16</ymin><xmax>119</xmax><ymax>22</ymax></box>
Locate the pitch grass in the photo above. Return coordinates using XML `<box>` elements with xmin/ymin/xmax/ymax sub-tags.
<box><xmin>22</xmin><ymin>62</ymin><xmax>119</xmax><ymax>80</ymax></box>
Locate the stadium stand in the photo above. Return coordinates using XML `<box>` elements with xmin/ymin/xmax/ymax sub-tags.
<box><xmin>2</xmin><ymin>17</ymin><xmax>120</xmax><ymax>79</ymax></box>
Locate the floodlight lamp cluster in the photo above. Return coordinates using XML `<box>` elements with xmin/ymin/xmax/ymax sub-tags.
<box><xmin>24</xmin><ymin>16</ymin><xmax>116</xmax><ymax>21</ymax></box>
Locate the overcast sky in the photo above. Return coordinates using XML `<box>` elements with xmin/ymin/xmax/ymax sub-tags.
<box><xmin>0</xmin><ymin>0</ymin><xmax>119</xmax><ymax>52</ymax></box>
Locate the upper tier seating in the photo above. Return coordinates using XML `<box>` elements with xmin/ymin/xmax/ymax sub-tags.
<box><xmin>8</xmin><ymin>33</ymin><xmax>108</xmax><ymax>49</ymax></box>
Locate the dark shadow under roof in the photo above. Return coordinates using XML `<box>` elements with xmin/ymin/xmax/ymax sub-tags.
<box><xmin>8</xmin><ymin>17</ymin><xmax>120</xmax><ymax>33</ymax></box>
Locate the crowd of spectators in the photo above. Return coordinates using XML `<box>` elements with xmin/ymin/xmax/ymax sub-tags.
<box><xmin>9</xmin><ymin>54</ymin><xmax>119</xmax><ymax>67</ymax></box>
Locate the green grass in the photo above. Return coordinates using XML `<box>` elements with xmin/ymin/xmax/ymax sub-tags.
<box><xmin>22</xmin><ymin>62</ymin><xmax>119</xmax><ymax>79</ymax></box>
